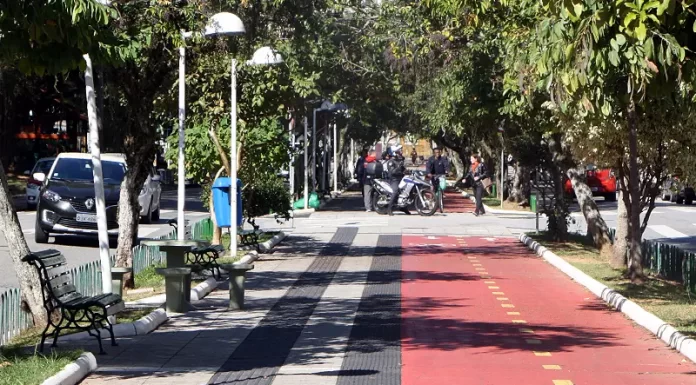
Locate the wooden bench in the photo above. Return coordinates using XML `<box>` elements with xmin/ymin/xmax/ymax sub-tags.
<box><xmin>185</xmin><ymin>244</ymin><xmax>225</xmax><ymax>279</ymax></box>
<box><xmin>22</xmin><ymin>250</ymin><xmax>125</xmax><ymax>354</ymax></box>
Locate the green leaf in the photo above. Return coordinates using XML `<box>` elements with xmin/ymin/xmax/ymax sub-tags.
<box><xmin>608</xmin><ymin>50</ymin><xmax>620</xmax><ymax>67</ymax></box>
<box><xmin>635</xmin><ymin>22</ymin><xmax>647</xmax><ymax>42</ymax></box>
<box><xmin>623</xmin><ymin>12</ymin><xmax>637</xmax><ymax>28</ymax></box>
<box><xmin>611</xmin><ymin>39</ymin><xmax>619</xmax><ymax>52</ymax></box>
<box><xmin>616</xmin><ymin>34</ymin><xmax>626</xmax><ymax>46</ymax></box>
<box><xmin>693</xmin><ymin>19</ymin><xmax>696</xmax><ymax>33</ymax></box>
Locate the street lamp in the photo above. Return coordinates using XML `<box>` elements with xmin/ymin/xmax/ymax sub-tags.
<box><xmin>206</xmin><ymin>16</ymin><xmax>283</xmax><ymax>254</ymax></box>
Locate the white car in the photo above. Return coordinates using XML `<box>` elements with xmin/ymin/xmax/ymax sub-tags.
<box><xmin>25</xmin><ymin>157</ymin><xmax>56</xmax><ymax>209</ymax></box>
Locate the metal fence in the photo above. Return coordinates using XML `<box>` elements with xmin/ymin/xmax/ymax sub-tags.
<box><xmin>608</xmin><ymin>228</ymin><xmax>696</xmax><ymax>294</ymax></box>
<box><xmin>0</xmin><ymin>217</ymin><xmax>213</xmax><ymax>346</ymax></box>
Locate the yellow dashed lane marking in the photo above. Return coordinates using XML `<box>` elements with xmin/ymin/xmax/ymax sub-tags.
<box><xmin>519</xmin><ymin>328</ymin><xmax>534</xmax><ymax>333</ymax></box>
<box><xmin>525</xmin><ymin>339</ymin><xmax>542</xmax><ymax>345</ymax></box>
<box><xmin>512</xmin><ymin>320</ymin><xmax>527</xmax><ymax>324</ymax></box>
<box><xmin>468</xmin><ymin>256</ymin><xmax>476</xmax><ymax>259</ymax></box>
<box><xmin>507</xmin><ymin>312</ymin><xmax>520</xmax><ymax>315</ymax></box>
<box><xmin>552</xmin><ymin>381</ymin><xmax>574</xmax><ymax>385</ymax></box>
<box><xmin>475</xmin><ymin>268</ymin><xmax>485</xmax><ymax>271</ymax></box>
<box><xmin>502</xmin><ymin>304</ymin><xmax>515</xmax><ymax>308</ymax></box>
<box><xmin>492</xmin><ymin>292</ymin><xmax>505</xmax><ymax>295</ymax></box>
<box><xmin>488</xmin><ymin>286</ymin><xmax>499</xmax><ymax>289</ymax></box>
<box><xmin>484</xmin><ymin>281</ymin><xmax>496</xmax><ymax>284</ymax></box>
<box><xmin>533</xmin><ymin>351</ymin><xmax>552</xmax><ymax>357</ymax></box>
<box><xmin>543</xmin><ymin>365</ymin><xmax>562</xmax><ymax>370</ymax></box>
<box><xmin>473</xmin><ymin>263</ymin><xmax>483</xmax><ymax>267</ymax></box>
<box><xmin>496</xmin><ymin>297</ymin><xmax>509</xmax><ymax>301</ymax></box>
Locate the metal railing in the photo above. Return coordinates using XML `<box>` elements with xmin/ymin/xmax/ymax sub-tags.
<box><xmin>0</xmin><ymin>217</ymin><xmax>214</xmax><ymax>346</ymax></box>
<box><xmin>607</xmin><ymin>228</ymin><xmax>696</xmax><ymax>294</ymax></box>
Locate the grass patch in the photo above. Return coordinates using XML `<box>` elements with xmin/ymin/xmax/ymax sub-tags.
<box><xmin>531</xmin><ymin>232</ymin><xmax>696</xmax><ymax>338</ymax></box>
<box><xmin>0</xmin><ymin>346</ymin><xmax>82</xmax><ymax>385</ymax></box>
<box><xmin>134</xmin><ymin>264</ymin><xmax>165</xmax><ymax>290</ymax></box>
<box><xmin>217</xmin><ymin>256</ymin><xmax>242</xmax><ymax>265</ymax></box>
<box><xmin>117</xmin><ymin>307</ymin><xmax>157</xmax><ymax>324</ymax></box>
<box><xmin>479</xmin><ymin>196</ymin><xmax>530</xmax><ymax>212</ymax></box>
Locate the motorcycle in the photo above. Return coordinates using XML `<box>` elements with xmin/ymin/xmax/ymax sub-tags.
<box><xmin>371</xmin><ymin>170</ymin><xmax>438</xmax><ymax>216</ymax></box>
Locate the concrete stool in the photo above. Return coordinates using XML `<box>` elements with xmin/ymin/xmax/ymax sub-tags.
<box><xmin>111</xmin><ymin>267</ymin><xmax>133</xmax><ymax>297</ymax></box>
<box><xmin>219</xmin><ymin>263</ymin><xmax>254</xmax><ymax>310</ymax></box>
<box><xmin>155</xmin><ymin>267</ymin><xmax>193</xmax><ymax>313</ymax></box>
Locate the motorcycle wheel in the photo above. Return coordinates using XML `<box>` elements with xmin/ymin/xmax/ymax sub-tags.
<box><xmin>415</xmin><ymin>189</ymin><xmax>438</xmax><ymax>216</ymax></box>
<box><xmin>372</xmin><ymin>190</ymin><xmax>389</xmax><ymax>215</ymax></box>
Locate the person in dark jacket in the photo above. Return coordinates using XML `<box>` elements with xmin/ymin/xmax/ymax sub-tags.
<box><xmin>363</xmin><ymin>150</ymin><xmax>377</xmax><ymax>211</ymax></box>
<box><xmin>467</xmin><ymin>153</ymin><xmax>487</xmax><ymax>216</ymax></box>
<box><xmin>355</xmin><ymin>149</ymin><xmax>367</xmax><ymax>196</ymax></box>
<box><xmin>426</xmin><ymin>147</ymin><xmax>450</xmax><ymax>194</ymax></box>
<box><xmin>385</xmin><ymin>146</ymin><xmax>410</xmax><ymax>216</ymax></box>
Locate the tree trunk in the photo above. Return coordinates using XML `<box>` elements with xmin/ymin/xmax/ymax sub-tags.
<box><xmin>547</xmin><ymin>133</ymin><xmax>569</xmax><ymax>240</ymax></box>
<box><xmin>209</xmin><ymin>191</ymin><xmax>221</xmax><ymax>245</ymax></box>
<box><xmin>626</xmin><ymin>100</ymin><xmax>645</xmax><ymax>281</ymax></box>
<box><xmin>612</xmin><ymin>184</ymin><xmax>630</xmax><ymax>269</ymax></box>
<box><xmin>507</xmin><ymin>163</ymin><xmax>525</xmax><ymax>203</ymax></box>
<box><xmin>567</xmin><ymin>165</ymin><xmax>612</xmax><ymax>258</ymax></box>
<box><xmin>448</xmin><ymin>149</ymin><xmax>465</xmax><ymax>187</ymax></box>
<box><xmin>0</xmin><ymin>162</ymin><xmax>47</xmax><ymax>325</ymax></box>
<box><xmin>115</xmin><ymin>156</ymin><xmax>150</xmax><ymax>288</ymax></box>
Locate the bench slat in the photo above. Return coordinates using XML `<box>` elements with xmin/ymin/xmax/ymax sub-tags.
<box><xmin>48</xmin><ymin>274</ymin><xmax>72</xmax><ymax>290</ymax></box>
<box><xmin>52</xmin><ymin>283</ymin><xmax>77</xmax><ymax>299</ymax></box>
<box><xmin>106</xmin><ymin>301</ymin><xmax>125</xmax><ymax>316</ymax></box>
<box><xmin>65</xmin><ymin>293</ymin><xmax>121</xmax><ymax>308</ymax></box>
<box><xmin>55</xmin><ymin>291</ymin><xmax>83</xmax><ymax>305</ymax></box>
<box><xmin>21</xmin><ymin>249</ymin><xmax>62</xmax><ymax>263</ymax></box>
<box><xmin>46</xmin><ymin>265</ymin><xmax>70</xmax><ymax>279</ymax></box>
<box><xmin>40</xmin><ymin>255</ymin><xmax>67</xmax><ymax>268</ymax></box>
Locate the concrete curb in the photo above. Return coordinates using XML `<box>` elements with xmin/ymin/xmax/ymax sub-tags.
<box><xmin>41</xmin><ymin>352</ymin><xmax>97</xmax><ymax>385</ymax></box>
<box><xmin>259</xmin><ymin>231</ymin><xmax>288</xmax><ymax>253</ymax></box>
<box><xmin>49</xmin><ymin>309</ymin><xmax>168</xmax><ymax>343</ymax></box>
<box><xmin>234</xmin><ymin>231</ymin><xmax>288</xmax><ymax>265</ymax></box>
<box><xmin>190</xmin><ymin>277</ymin><xmax>218</xmax><ymax>301</ymax></box>
<box><xmin>519</xmin><ymin>233</ymin><xmax>696</xmax><ymax>364</ymax></box>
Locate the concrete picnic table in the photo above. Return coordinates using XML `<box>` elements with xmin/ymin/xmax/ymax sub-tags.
<box><xmin>140</xmin><ymin>239</ymin><xmax>210</xmax><ymax>313</ymax></box>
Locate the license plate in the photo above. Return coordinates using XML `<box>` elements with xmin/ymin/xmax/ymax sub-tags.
<box><xmin>76</xmin><ymin>214</ymin><xmax>97</xmax><ymax>223</ymax></box>
<box><xmin>591</xmin><ymin>187</ymin><xmax>599</xmax><ymax>192</ymax></box>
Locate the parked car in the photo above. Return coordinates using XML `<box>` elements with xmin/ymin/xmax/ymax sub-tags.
<box><xmin>24</xmin><ymin>157</ymin><xmax>55</xmax><ymax>209</ymax></box>
<box><xmin>33</xmin><ymin>153</ymin><xmax>162</xmax><ymax>243</ymax></box>
<box><xmin>564</xmin><ymin>165</ymin><xmax>617</xmax><ymax>201</ymax></box>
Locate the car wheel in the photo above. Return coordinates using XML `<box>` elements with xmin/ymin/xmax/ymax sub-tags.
<box><xmin>677</xmin><ymin>196</ymin><xmax>684</xmax><ymax>204</ymax></box>
<box><xmin>604</xmin><ymin>193</ymin><xmax>617</xmax><ymax>202</ymax></box>
<box><xmin>27</xmin><ymin>202</ymin><xmax>37</xmax><ymax>210</ymax></box>
<box><xmin>141</xmin><ymin>198</ymin><xmax>153</xmax><ymax>224</ymax></box>
<box><xmin>35</xmin><ymin>220</ymin><xmax>49</xmax><ymax>244</ymax></box>
<box><xmin>687</xmin><ymin>199</ymin><xmax>694</xmax><ymax>205</ymax></box>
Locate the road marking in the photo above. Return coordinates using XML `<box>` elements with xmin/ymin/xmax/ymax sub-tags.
<box><xmin>492</xmin><ymin>291</ymin><xmax>504</xmax><ymax>295</ymax></box>
<box><xmin>525</xmin><ymin>339</ymin><xmax>542</xmax><ymax>345</ymax></box>
<box><xmin>519</xmin><ymin>328</ymin><xmax>534</xmax><ymax>333</ymax></box>
<box><xmin>533</xmin><ymin>351</ymin><xmax>551</xmax><ymax>357</ymax></box>
<box><xmin>482</xmin><ymin>237</ymin><xmax>496</xmax><ymax>241</ymax></box>
<box><xmin>475</xmin><ymin>267</ymin><xmax>485</xmax><ymax>271</ymax></box>
<box><xmin>512</xmin><ymin>320</ymin><xmax>527</xmax><ymax>324</ymax></box>
<box><xmin>496</xmin><ymin>297</ymin><xmax>509</xmax><ymax>301</ymax></box>
<box><xmin>468</xmin><ymin>256</ymin><xmax>476</xmax><ymax>259</ymax></box>
<box><xmin>668</xmin><ymin>207</ymin><xmax>696</xmax><ymax>213</ymax></box>
<box><xmin>552</xmin><ymin>381</ymin><xmax>574</xmax><ymax>385</ymax></box>
<box><xmin>484</xmin><ymin>280</ymin><xmax>496</xmax><ymax>284</ymax></box>
<box><xmin>473</xmin><ymin>263</ymin><xmax>482</xmax><ymax>266</ymax></box>
<box><xmin>23</xmin><ymin>229</ymin><xmax>35</xmax><ymax>235</ymax></box>
<box><xmin>501</xmin><ymin>304</ymin><xmax>515</xmax><ymax>308</ymax></box>
<box><xmin>543</xmin><ymin>365</ymin><xmax>562</xmax><ymax>370</ymax></box>
<box><xmin>647</xmin><ymin>225</ymin><xmax>688</xmax><ymax>238</ymax></box>
<box><xmin>488</xmin><ymin>286</ymin><xmax>499</xmax><ymax>289</ymax></box>
<box><xmin>507</xmin><ymin>312</ymin><xmax>520</xmax><ymax>315</ymax></box>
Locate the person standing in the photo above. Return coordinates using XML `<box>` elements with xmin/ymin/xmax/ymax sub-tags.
<box><xmin>411</xmin><ymin>148</ymin><xmax>418</xmax><ymax>165</ymax></box>
<box><xmin>467</xmin><ymin>153</ymin><xmax>487</xmax><ymax>216</ymax></box>
<box><xmin>355</xmin><ymin>149</ymin><xmax>367</xmax><ymax>196</ymax></box>
<box><xmin>363</xmin><ymin>150</ymin><xmax>377</xmax><ymax>212</ymax></box>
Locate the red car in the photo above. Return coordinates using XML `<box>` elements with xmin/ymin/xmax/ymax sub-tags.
<box><xmin>564</xmin><ymin>166</ymin><xmax>617</xmax><ymax>201</ymax></box>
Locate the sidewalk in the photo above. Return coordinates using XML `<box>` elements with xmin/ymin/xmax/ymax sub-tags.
<box><xmin>62</xmin><ymin>204</ymin><xmax>695</xmax><ymax>384</ymax></box>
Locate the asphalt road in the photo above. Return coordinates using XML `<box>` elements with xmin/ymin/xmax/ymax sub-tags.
<box><xmin>0</xmin><ymin>187</ymin><xmax>208</xmax><ymax>290</ymax></box>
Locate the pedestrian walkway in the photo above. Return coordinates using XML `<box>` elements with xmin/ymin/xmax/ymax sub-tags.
<box><xmin>71</xmin><ymin>226</ymin><xmax>694</xmax><ymax>384</ymax></box>
<box><xmin>442</xmin><ymin>187</ymin><xmax>475</xmax><ymax>213</ymax></box>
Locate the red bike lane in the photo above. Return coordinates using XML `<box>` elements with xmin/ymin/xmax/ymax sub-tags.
<box><xmin>401</xmin><ymin>235</ymin><xmax>696</xmax><ymax>385</ymax></box>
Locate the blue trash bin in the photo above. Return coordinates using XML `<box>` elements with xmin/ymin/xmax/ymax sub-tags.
<box><xmin>212</xmin><ymin>177</ymin><xmax>243</xmax><ymax>228</ymax></box>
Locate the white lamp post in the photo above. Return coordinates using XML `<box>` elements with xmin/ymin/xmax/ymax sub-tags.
<box><xmin>205</xmin><ymin>14</ymin><xmax>283</xmax><ymax>254</ymax></box>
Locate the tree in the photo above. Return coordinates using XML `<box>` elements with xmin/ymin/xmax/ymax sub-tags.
<box><xmin>0</xmin><ymin>0</ymin><xmax>114</xmax><ymax>324</ymax></box>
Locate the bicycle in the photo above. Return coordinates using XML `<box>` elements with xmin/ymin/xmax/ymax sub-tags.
<box><xmin>433</xmin><ymin>175</ymin><xmax>447</xmax><ymax>213</ymax></box>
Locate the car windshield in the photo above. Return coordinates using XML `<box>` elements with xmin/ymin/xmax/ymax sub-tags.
<box><xmin>32</xmin><ymin>160</ymin><xmax>54</xmax><ymax>175</ymax></box>
<box><xmin>50</xmin><ymin>158</ymin><xmax>126</xmax><ymax>184</ymax></box>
